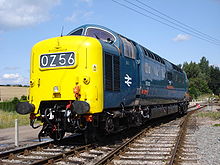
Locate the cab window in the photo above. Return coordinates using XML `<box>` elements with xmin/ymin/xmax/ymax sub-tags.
<box><xmin>120</xmin><ymin>36</ymin><xmax>136</xmax><ymax>59</ymax></box>
<box><xmin>68</xmin><ymin>28</ymin><xmax>83</xmax><ymax>35</ymax></box>
<box><xmin>86</xmin><ymin>28</ymin><xmax>115</xmax><ymax>43</ymax></box>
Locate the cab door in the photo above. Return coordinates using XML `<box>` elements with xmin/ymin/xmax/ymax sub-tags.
<box><xmin>119</xmin><ymin>36</ymin><xmax>139</xmax><ymax>106</ymax></box>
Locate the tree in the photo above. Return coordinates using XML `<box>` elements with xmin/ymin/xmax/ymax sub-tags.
<box><xmin>199</xmin><ymin>56</ymin><xmax>210</xmax><ymax>79</ymax></box>
<box><xmin>177</xmin><ymin>64</ymin><xmax>182</xmax><ymax>68</ymax></box>
<box><xmin>209</xmin><ymin>65</ymin><xmax>220</xmax><ymax>95</ymax></box>
<box><xmin>182</xmin><ymin>57</ymin><xmax>212</xmax><ymax>99</ymax></box>
<box><xmin>188</xmin><ymin>85</ymin><xmax>200</xmax><ymax>99</ymax></box>
<box><xmin>182</xmin><ymin>62</ymin><xmax>201</xmax><ymax>79</ymax></box>
<box><xmin>188</xmin><ymin>75</ymin><xmax>211</xmax><ymax>98</ymax></box>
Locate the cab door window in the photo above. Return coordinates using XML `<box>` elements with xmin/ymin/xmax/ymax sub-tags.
<box><xmin>120</xmin><ymin>36</ymin><xmax>136</xmax><ymax>59</ymax></box>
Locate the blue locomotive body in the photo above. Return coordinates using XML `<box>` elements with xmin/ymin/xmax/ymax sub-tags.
<box><xmin>68</xmin><ymin>24</ymin><xmax>189</xmax><ymax>118</ymax></box>
<box><xmin>18</xmin><ymin>24</ymin><xmax>189</xmax><ymax>141</ymax></box>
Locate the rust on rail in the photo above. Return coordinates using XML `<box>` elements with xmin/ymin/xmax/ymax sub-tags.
<box><xmin>167</xmin><ymin>104</ymin><xmax>207</xmax><ymax>165</ymax></box>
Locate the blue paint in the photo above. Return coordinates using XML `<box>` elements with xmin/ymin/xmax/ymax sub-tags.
<box><xmin>70</xmin><ymin>24</ymin><xmax>188</xmax><ymax>109</ymax></box>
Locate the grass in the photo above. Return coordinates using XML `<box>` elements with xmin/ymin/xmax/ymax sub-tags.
<box><xmin>196</xmin><ymin>111</ymin><xmax>220</xmax><ymax>120</ymax></box>
<box><xmin>213</xmin><ymin>124</ymin><xmax>220</xmax><ymax>127</ymax></box>
<box><xmin>195</xmin><ymin>94</ymin><xmax>219</xmax><ymax>102</ymax></box>
<box><xmin>0</xmin><ymin>110</ymin><xmax>30</xmax><ymax>129</ymax></box>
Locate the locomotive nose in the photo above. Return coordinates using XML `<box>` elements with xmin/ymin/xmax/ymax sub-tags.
<box><xmin>16</xmin><ymin>102</ymin><xmax>35</xmax><ymax>115</ymax></box>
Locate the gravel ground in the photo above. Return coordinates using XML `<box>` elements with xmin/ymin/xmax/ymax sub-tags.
<box><xmin>195</xmin><ymin>104</ymin><xmax>220</xmax><ymax>165</ymax></box>
<box><xmin>1</xmin><ymin>102</ymin><xmax>219</xmax><ymax>165</ymax></box>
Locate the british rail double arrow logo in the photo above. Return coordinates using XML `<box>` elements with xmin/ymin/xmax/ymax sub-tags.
<box><xmin>125</xmin><ymin>74</ymin><xmax>132</xmax><ymax>87</ymax></box>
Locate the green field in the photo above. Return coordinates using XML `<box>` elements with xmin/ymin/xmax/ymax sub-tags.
<box><xmin>0</xmin><ymin>96</ymin><xmax>30</xmax><ymax>129</ymax></box>
<box><xmin>0</xmin><ymin>110</ymin><xmax>30</xmax><ymax>129</ymax></box>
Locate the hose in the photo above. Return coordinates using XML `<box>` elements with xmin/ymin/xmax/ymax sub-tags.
<box><xmin>44</xmin><ymin>108</ymin><xmax>53</xmax><ymax>126</ymax></box>
<box><xmin>30</xmin><ymin>119</ymin><xmax>40</xmax><ymax>129</ymax></box>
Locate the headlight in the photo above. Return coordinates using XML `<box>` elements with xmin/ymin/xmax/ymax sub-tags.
<box><xmin>53</xmin><ymin>86</ymin><xmax>60</xmax><ymax>93</ymax></box>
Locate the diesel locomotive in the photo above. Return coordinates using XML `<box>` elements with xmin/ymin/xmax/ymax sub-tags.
<box><xmin>16</xmin><ymin>24</ymin><xmax>189</xmax><ymax>141</ymax></box>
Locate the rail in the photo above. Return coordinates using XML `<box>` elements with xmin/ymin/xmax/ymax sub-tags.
<box><xmin>0</xmin><ymin>104</ymin><xmax>207</xmax><ymax>165</ymax></box>
<box><xmin>95</xmin><ymin>105</ymin><xmax>207</xmax><ymax>165</ymax></box>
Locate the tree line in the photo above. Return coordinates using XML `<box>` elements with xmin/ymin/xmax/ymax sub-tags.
<box><xmin>0</xmin><ymin>84</ymin><xmax>29</xmax><ymax>87</ymax></box>
<box><xmin>181</xmin><ymin>57</ymin><xmax>220</xmax><ymax>99</ymax></box>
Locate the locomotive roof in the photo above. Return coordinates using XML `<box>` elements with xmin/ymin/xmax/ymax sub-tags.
<box><xmin>68</xmin><ymin>24</ymin><xmax>118</xmax><ymax>36</ymax></box>
<box><xmin>68</xmin><ymin>24</ymin><xmax>183</xmax><ymax>73</ymax></box>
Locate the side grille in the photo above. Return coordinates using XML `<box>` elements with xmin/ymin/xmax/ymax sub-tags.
<box><xmin>113</xmin><ymin>56</ymin><xmax>120</xmax><ymax>91</ymax></box>
<box><xmin>104</xmin><ymin>52</ymin><xmax>120</xmax><ymax>91</ymax></box>
<box><xmin>105</xmin><ymin>53</ymin><xmax>113</xmax><ymax>91</ymax></box>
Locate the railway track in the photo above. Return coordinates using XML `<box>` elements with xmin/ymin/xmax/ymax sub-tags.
<box><xmin>96</xmin><ymin>104</ymin><xmax>207</xmax><ymax>165</ymax></box>
<box><xmin>0</xmin><ymin>104</ymin><xmax>206</xmax><ymax>165</ymax></box>
<box><xmin>0</xmin><ymin>135</ymin><xmax>91</xmax><ymax>165</ymax></box>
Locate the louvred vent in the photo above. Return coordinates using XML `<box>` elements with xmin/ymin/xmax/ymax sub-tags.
<box><xmin>104</xmin><ymin>52</ymin><xmax>120</xmax><ymax>91</ymax></box>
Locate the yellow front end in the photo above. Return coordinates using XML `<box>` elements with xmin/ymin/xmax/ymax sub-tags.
<box><xmin>29</xmin><ymin>36</ymin><xmax>103</xmax><ymax>115</ymax></box>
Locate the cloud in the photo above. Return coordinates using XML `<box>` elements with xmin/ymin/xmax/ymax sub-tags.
<box><xmin>1</xmin><ymin>73</ymin><xmax>28</xmax><ymax>85</ymax></box>
<box><xmin>173</xmin><ymin>34</ymin><xmax>191</xmax><ymax>42</ymax></box>
<box><xmin>0</xmin><ymin>0</ymin><xmax>60</xmax><ymax>31</ymax></box>
<box><xmin>65</xmin><ymin>11</ymin><xmax>93</xmax><ymax>22</ymax></box>
<box><xmin>3</xmin><ymin>73</ymin><xmax>19</xmax><ymax>79</ymax></box>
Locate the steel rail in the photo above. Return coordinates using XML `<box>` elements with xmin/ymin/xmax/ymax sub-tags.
<box><xmin>0</xmin><ymin>141</ymin><xmax>53</xmax><ymax>159</ymax></box>
<box><xmin>95</xmin><ymin>126</ymin><xmax>151</xmax><ymax>165</ymax></box>
<box><xmin>0</xmin><ymin>136</ymin><xmax>92</xmax><ymax>165</ymax></box>
<box><xmin>0</xmin><ymin>103</ymin><xmax>203</xmax><ymax>165</ymax></box>
<box><xmin>95</xmin><ymin>104</ymin><xmax>207</xmax><ymax>165</ymax></box>
<box><xmin>188</xmin><ymin>104</ymin><xmax>197</xmax><ymax>109</ymax></box>
<box><xmin>30</xmin><ymin>144</ymin><xmax>92</xmax><ymax>165</ymax></box>
<box><xmin>94</xmin><ymin>113</ymin><xmax>177</xmax><ymax>165</ymax></box>
<box><xmin>167</xmin><ymin>105</ymin><xmax>207</xmax><ymax>165</ymax></box>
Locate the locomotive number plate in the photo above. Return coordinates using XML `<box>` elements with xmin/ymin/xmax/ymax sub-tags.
<box><xmin>40</xmin><ymin>52</ymin><xmax>75</xmax><ymax>68</ymax></box>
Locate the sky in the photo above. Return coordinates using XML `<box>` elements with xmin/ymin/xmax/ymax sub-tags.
<box><xmin>0</xmin><ymin>0</ymin><xmax>219</xmax><ymax>85</ymax></box>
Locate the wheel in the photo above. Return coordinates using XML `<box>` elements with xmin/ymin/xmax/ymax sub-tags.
<box><xmin>105</xmin><ymin>117</ymin><xmax>114</xmax><ymax>134</ymax></box>
<box><xmin>83</xmin><ymin>123</ymin><xmax>96</xmax><ymax>144</ymax></box>
<box><xmin>135</xmin><ymin>113</ymin><xmax>143</xmax><ymax>126</ymax></box>
<box><xmin>49</xmin><ymin>123</ymin><xmax>65</xmax><ymax>141</ymax></box>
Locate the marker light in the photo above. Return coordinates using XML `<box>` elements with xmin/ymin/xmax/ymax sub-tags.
<box><xmin>74</xmin><ymin>85</ymin><xmax>81</xmax><ymax>99</ymax></box>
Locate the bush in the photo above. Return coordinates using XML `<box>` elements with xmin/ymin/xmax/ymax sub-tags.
<box><xmin>20</xmin><ymin>95</ymin><xmax>27</xmax><ymax>101</ymax></box>
<box><xmin>11</xmin><ymin>97</ymin><xmax>20</xmax><ymax>104</ymax></box>
<box><xmin>0</xmin><ymin>101</ymin><xmax>16</xmax><ymax>112</ymax></box>
<box><xmin>0</xmin><ymin>96</ymin><xmax>28</xmax><ymax>112</ymax></box>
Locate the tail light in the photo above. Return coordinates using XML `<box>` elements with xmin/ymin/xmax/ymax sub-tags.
<box><xmin>66</xmin><ymin>101</ymin><xmax>72</xmax><ymax>109</ymax></box>
<box><xmin>74</xmin><ymin>85</ymin><xmax>81</xmax><ymax>99</ymax></box>
<box><xmin>84</xmin><ymin>115</ymin><xmax>93</xmax><ymax>122</ymax></box>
